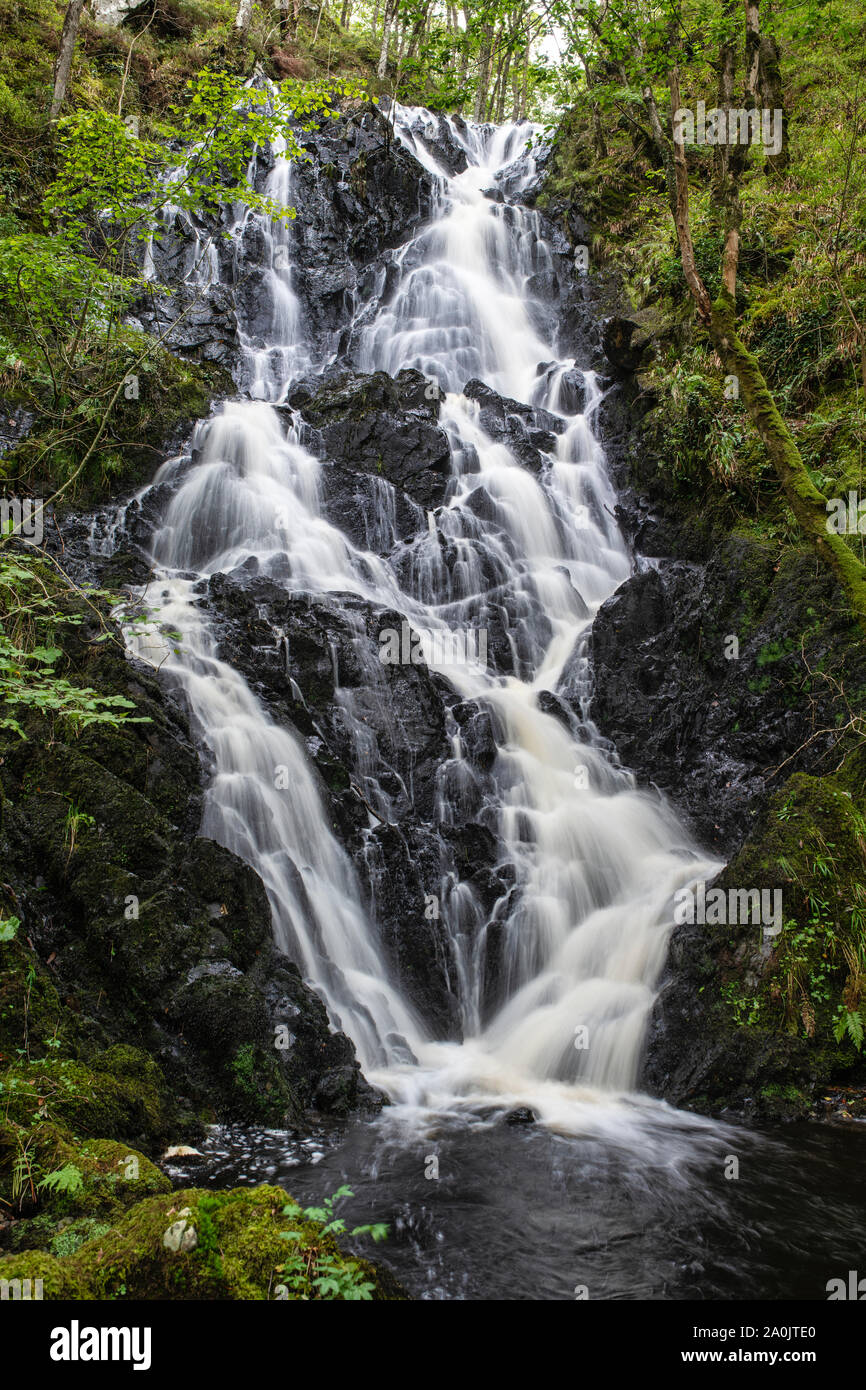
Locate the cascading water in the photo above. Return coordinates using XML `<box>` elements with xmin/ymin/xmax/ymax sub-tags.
<box><xmin>122</xmin><ymin>104</ymin><xmax>722</xmax><ymax>1131</ymax></box>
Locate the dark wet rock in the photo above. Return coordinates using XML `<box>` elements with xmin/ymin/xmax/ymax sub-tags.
<box><xmin>641</xmin><ymin>904</ymin><xmax>819</xmax><ymax>1117</ymax></box>
<box><xmin>364</xmin><ymin>821</ymin><xmax>461</xmax><ymax>1038</ymax></box>
<box><xmin>600</xmin><ymin>317</ymin><xmax>651</xmax><ymax>376</ymax></box>
<box><xmin>129</xmin><ymin>283</ymin><xmax>240</xmax><ymax>370</ymax></box>
<box><xmin>496</xmin><ymin>134</ymin><xmax>553</xmax><ymax>205</ymax></box>
<box><xmin>204</xmin><ymin>575</ymin><xmax>449</xmax><ymax>827</ymax></box>
<box><xmin>555</xmin><ymin>366</ymin><xmax>588</xmax><ymax>414</ymax></box>
<box><xmin>0</xmin><ymin>401</ymin><xmax>35</xmax><ymax>456</ymax></box>
<box><xmin>382</xmin><ymin>102</ymin><xmax>470</xmax><ymax>176</ymax></box>
<box><xmin>0</xmin><ymin>602</ymin><xmax>375</xmax><ymax>1126</ymax></box>
<box><xmin>504</xmin><ymin>1106</ymin><xmax>537</xmax><ymax>1125</ymax></box>
<box><xmin>286</xmin><ymin>367</ymin><xmax>452</xmax><ymax>510</ymax></box>
<box><xmin>537</xmin><ymin>689</ymin><xmax>575</xmax><ymax>731</ymax></box>
<box><xmin>452</xmin><ymin>699</ymin><xmax>501</xmax><ymax>773</ymax></box>
<box><xmin>133</xmin><ymin>104</ymin><xmax>438</xmax><ymax>383</ymax></box>
<box><xmin>443</xmin><ymin>821</ymin><xmax>514</xmax><ymax>916</ymax></box>
<box><xmin>589</xmin><ymin>538</ymin><xmax>866</xmax><ymax>859</ymax></box>
<box><xmin>462</xmin><ymin>377</ymin><xmax>563</xmax><ymax>472</ymax></box>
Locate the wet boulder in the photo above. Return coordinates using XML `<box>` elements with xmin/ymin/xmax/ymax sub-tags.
<box><xmin>287</xmin><ymin>368</ymin><xmax>452</xmax><ymax>510</ymax></box>
<box><xmin>601</xmin><ymin>316</ymin><xmax>653</xmax><ymax>377</ymax></box>
<box><xmin>462</xmin><ymin>378</ymin><xmax>563</xmax><ymax>472</ymax></box>
<box><xmin>0</xmin><ymin>1184</ymin><xmax>409</xmax><ymax>1299</ymax></box>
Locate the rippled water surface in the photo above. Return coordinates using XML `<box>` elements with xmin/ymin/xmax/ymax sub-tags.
<box><xmin>165</xmin><ymin>1109</ymin><xmax>866</xmax><ymax>1301</ymax></box>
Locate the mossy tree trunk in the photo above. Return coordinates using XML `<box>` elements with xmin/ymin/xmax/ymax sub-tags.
<box><xmin>631</xmin><ymin>3</ymin><xmax>866</xmax><ymax>630</ymax></box>
<box><xmin>708</xmin><ymin>293</ymin><xmax>866</xmax><ymax>625</ymax></box>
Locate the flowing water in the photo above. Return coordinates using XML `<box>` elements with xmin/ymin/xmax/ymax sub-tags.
<box><xmin>116</xmin><ymin>104</ymin><xmax>864</xmax><ymax>1298</ymax></box>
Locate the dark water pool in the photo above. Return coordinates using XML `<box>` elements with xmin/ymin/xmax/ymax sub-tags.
<box><xmin>162</xmin><ymin>1099</ymin><xmax>866</xmax><ymax>1301</ymax></box>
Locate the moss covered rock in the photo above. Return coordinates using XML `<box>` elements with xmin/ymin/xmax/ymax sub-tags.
<box><xmin>0</xmin><ymin>1184</ymin><xmax>408</xmax><ymax>1301</ymax></box>
<box><xmin>0</xmin><ymin>580</ymin><xmax>376</xmax><ymax>1130</ymax></box>
<box><xmin>1</xmin><ymin>1047</ymin><xmax>167</xmax><ymax>1147</ymax></box>
<box><xmin>0</xmin><ymin>1248</ymin><xmax>91</xmax><ymax>1300</ymax></box>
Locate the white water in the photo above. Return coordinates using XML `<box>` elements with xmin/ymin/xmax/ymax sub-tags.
<box><xmin>122</xmin><ymin>105</ymin><xmax>721</xmax><ymax>1133</ymax></box>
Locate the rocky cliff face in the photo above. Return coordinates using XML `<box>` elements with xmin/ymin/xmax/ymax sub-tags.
<box><xmin>0</xmin><ymin>596</ymin><xmax>379</xmax><ymax>1126</ymax></box>
<box><xmin>592</xmin><ymin>375</ymin><xmax>866</xmax><ymax>1115</ymax></box>
<box><xmin>88</xmin><ymin>105</ymin><xmax>635</xmax><ymax>1060</ymax></box>
<box><xmin>11</xmin><ymin>104</ymin><xmax>603</xmax><ymax>1128</ymax></box>
<box><xmin>13</xmin><ymin>100</ymin><xmax>859</xmax><ymax>1138</ymax></box>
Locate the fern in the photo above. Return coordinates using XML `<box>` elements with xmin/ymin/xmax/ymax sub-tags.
<box><xmin>37</xmin><ymin>1163</ymin><xmax>84</xmax><ymax>1196</ymax></box>
<box><xmin>834</xmin><ymin>1007</ymin><xmax>865</xmax><ymax>1050</ymax></box>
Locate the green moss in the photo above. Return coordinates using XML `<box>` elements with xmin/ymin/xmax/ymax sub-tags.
<box><xmin>68</xmin><ymin>1185</ymin><xmax>406</xmax><ymax>1300</ymax></box>
<box><xmin>6</xmin><ymin>1212</ymin><xmax>112</xmax><ymax>1256</ymax></box>
<box><xmin>0</xmin><ymin>1248</ymin><xmax>92</xmax><ymax>1299</ymax></box>
<box><xmin>0</xmin><ymin>936</ymin><xmax>83</xmax><ymax>1064</ymax></box>
<box><xmin>3</xmin><ymin>1164</ymin><xmax>405</xmax><ymax>1302</ymax></box>
<box><xmin>1</xmin><ymin>1111</ymin><xmax>168</xmax><ymax>1218</ymax></box>
<box><xmin>228</xmin><ymin>1041</ymin><xmax>295</xmax><ymax>1123</ymax></box>
<box><xmin>713</xmin><ymin>772</ymin><xmax>866</xmax><ymax>1065</ymax></box>
<box><xmin>1</xmin><ymin>1047</ymin><xmax>167</xmax><ymax>1144</ymax></box>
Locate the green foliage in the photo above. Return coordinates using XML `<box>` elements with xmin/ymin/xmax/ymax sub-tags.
<box><xmin>720</xmin><ymin>980</ymin><xmax>762</xmax><ymax>1028</ymax></box>
<box><xmin>45</xmin><ymin>70</ymin><xmax>362</xmax><ymax>241</ymax></box>
<box><xmin>0</xmin><ymin>552</ymin><xmax>145</xmax><ymax>739</ymax></box>
<box><xmin>834</xmin><ymin>1005</ymin><xmax>865</xmax><ymax>1050</ymax></box>
<box><xmin>277</xmin><ymin>1185</ymin><xmax>388</xmax><ymax>1301</ymax></box>
<box><xmin>0</xmin><ymin>62</ymin><xmax>362</xmax><ymax>502</ymax></box>
<box><xmin>721</xmin><ymin>775</ymin><xmax>866</xmax><ymax>1060</ymax></box>
<box><xmin>0</xmin><ymin>915</ymin><xmax>20</xmax><ymax>942</ymax></box>
<box><xmin>37</xmin><ymin>1163</ymin><xmax>84</xmax><ymax>1197</ymax></box>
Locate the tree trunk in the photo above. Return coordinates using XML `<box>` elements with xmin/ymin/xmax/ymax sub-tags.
<box><xmin>758</xmin><ymin>34</ymin><xmax>789</xmax><ymax>173</ymax></box>
<box><xmin>405</xmin><ymin>0</ymin><xmax>430</xmax><ymax>63</ymax></box>
<box><xmin>50</xmin><ymin>0</ymin><xmax>86</xmax><ymax>121</ymax></box>
<box><xmin>473</xmin><ymin>22</ymin><xmax>494</xmax><ymax>122</ymax></box>
<box><xmin>497</xmin><ymin>51</ymin><xmax>512</xmax><ymax>122</ymax></box>
<box><xmin>520</xmin><ymin>40</ymin><xmax>529</xmax><ymax>119</ymax></box>
<box><xmin>708</xmin><ymin>293</ymin><xmax>866</xmax><ymax>626</ymax></box>
<box><xmin>489</xmin><ymin>45</ymin><xmax>503</xmax><ymax>123</ymax></box>
<box><xmin>668</xmin><ymin>71</ymin><xmax>713</xmax><ymax>323</ymax></box>
<box><xmin>377</xmin><ymin>0</ymin><xmax>395</xmax><ymax>78</ymax></box>
<box><xmin>578</xmin><ymin>50</ymin><xmax>607</xmax><ymax>158</ymax></box>
<box><xmin>234</xmin><ymin>0</ymin><xmax>254</xmax><ymax>34</ymax></box>
<box><xmin>458</xmin><ymin>6</ymin><xmax>470</xmax><ymax>90</ymax></box>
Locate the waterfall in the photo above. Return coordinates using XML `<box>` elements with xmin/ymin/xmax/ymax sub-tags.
<box><xmin>122</xmin><ymin>104</ymin><xmax>721</xmax><ymax>1126</ymax></box>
